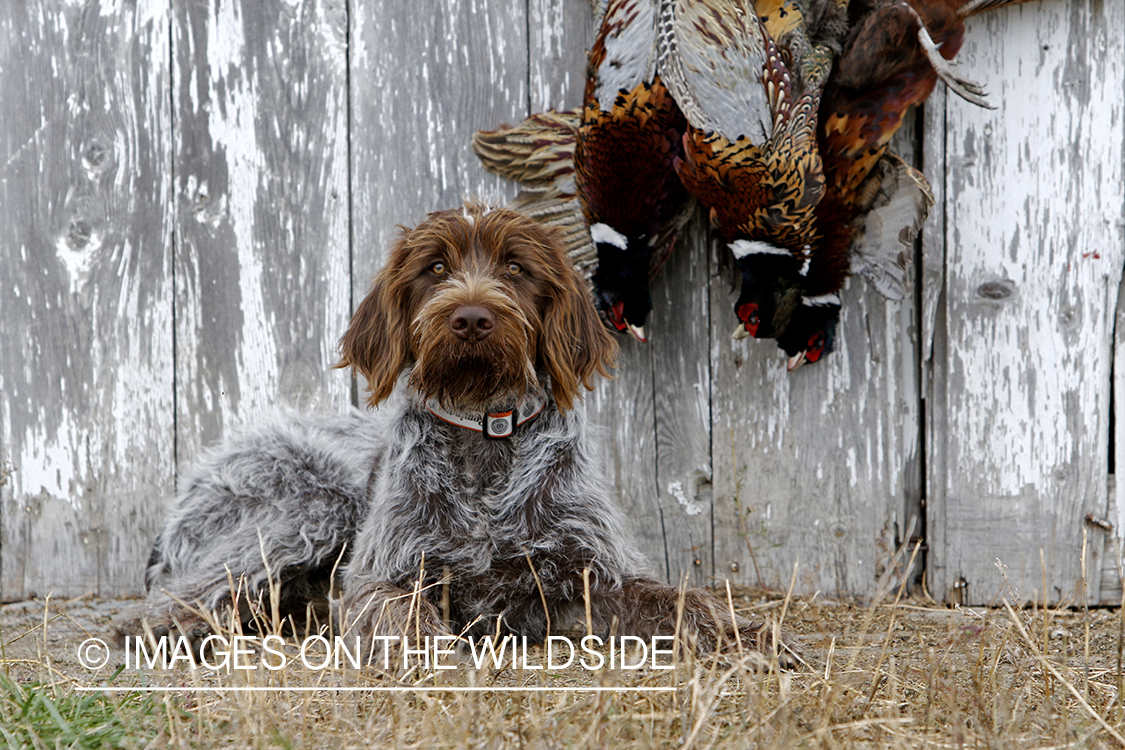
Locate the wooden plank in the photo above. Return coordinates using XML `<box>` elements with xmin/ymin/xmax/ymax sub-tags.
<box><xmin>589</xmin><ymin>344</ymin><xmax>666</xmax><ymax>578</ymax></box>
<box><xmin>929</xmin><ymin>0</ymin><xmax>1125</xmax><ymax>605</ymax></box>
<box><xmin>524</xmin><ymin>1</ymin><xmax>919</xmax><ymax>591</ymax></box>
<box><xmin>349</xmin><ymin>0</ymin><xmax>681</xmax><ymax>583</ymax></box>
<box><xmin>650</xmin><ymin>215</ymin><xmax>715</xmax><ymax>587</ymax></box>
<box><xmin>349</xmin><ymin>0</ymin><xmax>528</xmax><ymax>289</ymax></box>
<box><xmin>1111</xmin><ymin>271</ymin><xmax>1125</xmax><ymax>602</ymax></box>
<box><xmin>921</xmin><ymin>87</ymin><xmax>949</xmax><ymax>603</ymax></box>
<box><xmin>0</xmin><ymin>0</ymin><xmax>173</xmax><ymax>598</ymax></box>
<box><xmin>890</xmin><ymin>112</ymin><xmax>925</xmax><ymax>591</ymax></box>
<box><xmin>525</xmin><ymin>0</ymin><xmax>710</xmax><ymax>584</ymax></box>
<box><xmin>172</xmin><ymin>0</ymin><xmax>353</xmax><ymax>462</ymax></box>
<box><xmin>523</xmin><ymin>1</ymin><xmax>677</xmax><ymax>578</ymax></box>
<box><xmin>529</xmin><ymin>0</ymin><xmax>594</xmax><ymax>112</ymax></box>
<box><xmin>708</xmin><ymin>97</ymin><xmax>923</xmax><ymax>597</ymax></box>
<box><xmin>710</xmin><ymin>266</ymin><xmax>921</xmax><ymax>597</ymax></box>
<box><xmin>707</xmin><ymin>86</ymin><xmax>924</xmax><ymax>600</ymax></box>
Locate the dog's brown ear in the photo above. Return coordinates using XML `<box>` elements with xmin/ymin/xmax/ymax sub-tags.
<box><xmin>336</xmin><ymin>265</ymin><xmax>411</xmax><ymax>407</ymax></box>
<box><xmin>540</xmin><ymin>258</ymin><xmax>618</xmax><ymax>411</ymax></box>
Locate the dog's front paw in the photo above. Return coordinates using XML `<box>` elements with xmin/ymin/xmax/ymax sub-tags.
<box><xmin>678</xmin><ymin>604</ymin><xmax>802</xmax><ymax>669</ymax></box>
<box><xmin>734</xmin><ymin>620</ymin><xmax>802</xmax><ymax>670</ymax></box>
<box><xmin>337</xmin><ymin>582</ymin><xmax>452</xmax><ymax>670</ymax></box>
<box><xmin>111</xmin><ymin>606</ymin><xmax>148</xmax><ymax>647</ymax></box>
<box><xmin>111</xmin><ymin>603</ymin><xmax>212</xmax><ymax>655</ymax></box>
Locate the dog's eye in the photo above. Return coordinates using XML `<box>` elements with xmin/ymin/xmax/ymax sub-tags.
<box><xmin>507</xmin><ymin>262</ymin><xmax>522</xmax><ymax>276</ymax></box>
<box><xmin>430</xmin><ymin>262</ymin><xmax>446</xmax><ymax>275</ymax></box>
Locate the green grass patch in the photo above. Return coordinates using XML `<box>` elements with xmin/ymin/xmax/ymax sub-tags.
<box><xmin>0</xmin><ymin>667</ymin><xmax>167</xmax><ymax>749</ymax></box>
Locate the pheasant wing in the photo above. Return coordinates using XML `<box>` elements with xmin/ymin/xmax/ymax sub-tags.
<box><xmin>588</xmin><ymin>0</ymin><xmax>661</xmax><ymax>110</ymax></box>
<box><xmin>848</xmin><ymin>153</ymin><xmax>934</xmax><ymax>300</ymax></box>
<box><xmin>472</xmin><ymin>110</ymin><xmax>579</xmax><ymax>193</ymax></box>
<box><xmin>657</xmin><ymin>0</ymin><xmax>776</xmax><ymax>142</ymax></box>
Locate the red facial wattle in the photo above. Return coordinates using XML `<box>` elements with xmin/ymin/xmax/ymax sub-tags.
<box><xmin>737</xmin><ymin>302</ymin><xmax>760</xmax><ymax>337</ymax></box>
<box><xmin>805</xmin><ymin>330</ymin><xmax>827</xmax><ymax>363</ymax></box>
<box><xmin>610</xmin><ymin>301</ymin><xmax>628</xmax><ymax>331</ymax></box>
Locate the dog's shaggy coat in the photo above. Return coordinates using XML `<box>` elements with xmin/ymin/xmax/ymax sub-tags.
<box><xmin>117</xmin><ymin>203</ymin><xmax>789</xmax><ymax>662</ymax></box>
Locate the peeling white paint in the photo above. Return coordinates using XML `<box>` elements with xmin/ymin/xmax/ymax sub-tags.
<box><xmin>54</xmin><ymin>231</ymin><xmax>101</xmax><ymax>295</ymax></box>
<box><xmin>668</xmin><ymin>481</ymin><xmax>704</xmax><ymax>516</ymax></box>
<box><xmin>18</xmin><ymin>413</ymin><xmax>83</xmax><ymax>511</ymax></box>
<box><xmin>928</xmin><ymin>2</ymin><xmax>1125</xmax><ymax>601</ymax></box>
<box><xmin>206</xmin><ymin>0</ymin><xmax>246</xmax><ymax>77</ymax></box>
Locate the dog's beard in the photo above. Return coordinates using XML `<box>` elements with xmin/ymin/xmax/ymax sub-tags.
<box><xmin>410</xmin><ymin>351</ymin><xmax>534</xmax><ymax>412</ymax></box>
<box><xmin>409</xmin><ymin>297</ymin><xmax>537</xmax><ymax>413</ymax></box>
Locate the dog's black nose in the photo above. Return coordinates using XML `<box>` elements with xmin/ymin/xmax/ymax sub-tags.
<box><xmin>449</xmin><ymin>305</ymin><xmax>495</xmax><ymax>341</ymax></box>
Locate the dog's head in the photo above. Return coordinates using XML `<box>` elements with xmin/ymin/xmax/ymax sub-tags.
<box><xmin>339</xmin><ymin>203</ymin><xmax>618</xmax><ymax>412</ymax></box>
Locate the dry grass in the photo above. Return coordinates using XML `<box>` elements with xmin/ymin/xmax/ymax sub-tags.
<box><xmin>4</xmin><ymin>574</ymin><xmax>1125</xmax><ymax>748</ymax></box>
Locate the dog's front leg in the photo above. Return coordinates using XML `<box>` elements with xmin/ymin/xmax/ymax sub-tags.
<box><xmin>588</xmin><ymin>576</ymin><xmax>799</xmax><ymax>666</ymax></box>
<box><xmin>338</xmin><ymin>577</ymin><xmax>450</xmax><ymax>665</ymax></box>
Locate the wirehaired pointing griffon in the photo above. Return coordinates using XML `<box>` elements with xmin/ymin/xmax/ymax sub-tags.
<box><xmin>117</xmin><ymin>203</ymin><xmax>794</xmax><ymax>665</ymax></box>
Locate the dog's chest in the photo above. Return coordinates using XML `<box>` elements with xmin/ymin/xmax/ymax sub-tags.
<box><xmin>448</xmin><ymin>438</ymin><xmax>513</xmax><ymax>505</ymax></box>
<box><xmin>417</xmin><ymin>423</ymin><xmax>554</xmax><ymax>549</ymax></box>
<box><xmin>451</xmin><ymin>433</ymin><xmax>524</xmax><ymax>504</ymax></box>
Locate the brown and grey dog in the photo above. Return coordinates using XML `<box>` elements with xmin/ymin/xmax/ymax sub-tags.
<box><xmin>117</xmin><ymin>203</ymin><xmax>792</xmax><ymax>663</ymax></box>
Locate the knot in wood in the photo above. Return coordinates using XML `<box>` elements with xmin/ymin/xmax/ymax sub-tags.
<box><xmin>66</xmin><ymin>219</ymin><xmax>92</xmax><ymax>250</ymax></box>
<box><xmin>83</xmin><ymin>141</ymin><xmax>107</xmax><ymax>170</ymax></box>
<box><xmin>976</xmin><ymin>281</ymin><xmax>1013</xmax><ymax>300</ymax></box>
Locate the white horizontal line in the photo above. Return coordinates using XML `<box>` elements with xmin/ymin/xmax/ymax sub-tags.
<box><xmin>76</xmin><ymin>686</ymin><xmax>677</xmax><ymax>693</ymax></box>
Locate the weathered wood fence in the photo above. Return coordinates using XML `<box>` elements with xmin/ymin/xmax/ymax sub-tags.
<box><xmin>2</xmin><ymin>0</ymin><xmax>1123</xmax><ymax>607</ymax></box>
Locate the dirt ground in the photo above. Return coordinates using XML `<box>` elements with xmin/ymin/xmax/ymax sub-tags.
<box><xmin>5</xmin><ymin>589</ymin><xmax>1125</xmax><ymax>748</ymax></box>
<box><xmin>3</xmin><ymin>589</ymin><xmax>1123</xmax><ymax>687</ymax></box>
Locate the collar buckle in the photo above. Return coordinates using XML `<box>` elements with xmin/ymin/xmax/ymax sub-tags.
<box><xmin>426</xmin><ymin>394</ymin><xmax>545</xmax><ymax>439</ymax></box>
<box><xmin>484</xmin><ymin>409</ymin><xmax>517</xmax><ymax>439</ymax></box>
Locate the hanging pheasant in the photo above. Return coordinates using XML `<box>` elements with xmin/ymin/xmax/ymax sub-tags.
<box><xmin>763</xmin><ymin>0</ymin><xmax>1039</xmax><ymax>368</ymax></box>
<box><xmin>657</xmin><ymin>0</ymin><xmax>849</xmax><ymax>363</ymax></box>
<box><xmin>474</xmin><ymin>0</ymin><xmax>694</xmax><ymax>343</ymax></box>
<box><xmin>662</xmin><ymin>0</ymin><xmax>1036</xmax><ymax>369</ymax></box>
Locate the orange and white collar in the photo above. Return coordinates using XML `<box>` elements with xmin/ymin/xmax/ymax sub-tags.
<box><xmin>426</xmin><ymin>392</ymin><xmax>546</xmax><ymax>439</ymax></box>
